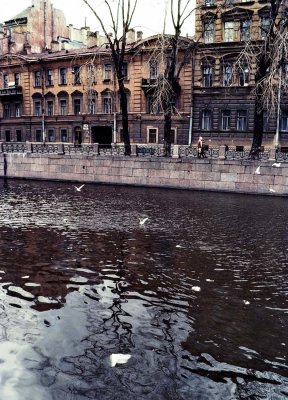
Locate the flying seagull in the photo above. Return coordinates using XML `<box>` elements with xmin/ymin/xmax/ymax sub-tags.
<box><xmin>74</xmin><ymin>184</ymin><xmax>85</xmax><ymax>192</ymax></box>
<box><xmin>139</xmin><ymin>217</ymin><xmax>148</xmax><ymax>225</ymax></box>
<box><xmin>254</xmin><ymin>166</ymin><xmax>260</xmax><ymax>175</ymax></box>
<box><xmin>272</xmin><ymin>162</ymin><xmax>281</xmax><ymax>167</ymax></box>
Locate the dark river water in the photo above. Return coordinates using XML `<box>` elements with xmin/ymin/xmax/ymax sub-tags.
<box><xmin>0</xmin><ymin>178</ymin><xmax>287</xmax><ymax>400</ymax></box>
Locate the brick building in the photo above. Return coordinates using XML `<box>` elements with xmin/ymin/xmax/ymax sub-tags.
<box><xmin>192</xmin><ymin>0</ymin><xmax>286</xmax><ymax>148</ymax></box>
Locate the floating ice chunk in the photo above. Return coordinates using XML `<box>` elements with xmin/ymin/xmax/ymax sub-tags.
<box><xmin>191</xmin><ymin>286</ymin><xmax>201</xmax><ymax>292</ymax></box>
<box><xmin>206</xmin><ymin>279</ymin><xmax>214</xmax><ymax>282</ymax></box>
<box><xmin>7</xmin><ymin>286</ymin><xmax>34</xmax><ymax>300</ymax></box>
<box><xmin>109</xmin><ymin>353</ymin><xmax>131</xmax><ymax>367</ymax></box>
<box><xmin>243</xmin><ymin>300</ymin><xmax>250</xmax><ymax>305</ymax></box>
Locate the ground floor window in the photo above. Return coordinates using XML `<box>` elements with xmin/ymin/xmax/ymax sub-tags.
<box><xmin>5</xmin><ymin>130</ymin><xmax>11</xmax><ymax>142</ymax></box>
<box><xmin>201</xmin><ymin>110</ymin><xmax>212</xmax><ymax>130</ymax></box>
<box><xmin>35</xmin><ymin>129</ymin><xmax>42</xmax><ymax>142</ymax></box>
<box><xmin>281</xmin><ymin>111</ymin><xmax>288</xmax><ymax>132</ymax></box>
<box><xmin>221</xmin><ymin>110</ymin><xmax>231</xmax><ymax>130</ymax></box>
<box><xmin>170</xmin><ymin>128</ymin><xmax>177</xmax><ymax>144</ymax></box>
<box><xmin>147</xmin><ymin>128</ymin><xmax>158</xmax><ymax>144</ymax></box>
<box><xmin>48</xmin><ymin>129</ymin><xmax>55</xmax><ymax>142</ymax></box>
<box><xmin>237</xmin><ymin>110</ymin><xmax>247</xmax><ymax>131</ymax></box>
<box><xmin>61</xmin><ymin>129</ymin><xmax>68</xmax><ymax>142</ymax></box>
<box><xmin>16</xmin><ymin>130</ymin><xmax>22</xmax><ymax>142</ymax></box>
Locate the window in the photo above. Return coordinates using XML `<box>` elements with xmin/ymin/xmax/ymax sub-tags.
<box><xmin>204</xmin><ymin>0</ymin><xmax>214</xmax><ymax>6</ymax></box>
<box><xmin>3</xmin><ymin>103</ymin><xmax>10</xmax><ymax>118</ymax></box>
<box><xmin>103</xmin><ymin>97</ymin><xmax>112</xmax><ymax>113</ymax></box>
<box><xmin>204</xmin><ymin>21</ymin><xmax>214</xmax><ymax>43</ymax></box>
<box><xmin>59</xmin><ymin>99</ymin><xmax>67</xmax><ymax>115</ymax></box>
<box><xmin>87</xmin><ymin>64</ymin><xmax>97</xmax><ymax>84</ymax></box>
<box><xmin>73</xmin><ymin>65</ymin><xmax>81</xmax><ymax>85</ymax></box>
<box><xmin>223</xmin><ymin>64</ymin><xmax>233</xmax><ymax>86</ymax></box>
<box><xmin>221</xmin><ymin>110</ymin><xmax>231</xmax><ymax>130</ymax></box>
<box><xmin>73</xmin><ymin>98</ymin><xmax>81</xmax><ymax>114</ymax></box>
<box><xmin>239</xmin><ymin>65</ymin><xmax>249</xmax><ymax>86</ymax></box>
<box><xmin>202</xmin><ymin>64</ymin><xmax>213</xmax><ymax>87</ymax></box>
<box><xmin>240</xmin><ymin>20</ymin><xmax>250</xmax><ymax>41</ymax></box>
<box><xmin>47</xmin><ymin>100</ymin><xmax>54</xmax><ymax>116</ymax></box>
<box><xmin>224</xmin><ymin>21</ymin><xmax>234</xmax><ymax>42</ymax></box>
<box><xmin>5</xmin><ymin>130</ymin><xmax>11</xmax><ymax>142</ymax></box>
<box><xmin>48</xmin><ymin>129</ymin><xmax>54</xmax><ymax>142</ymax></box>
<box><xmin>61</xmin><ymin>129</ymin><xmax>68</xmax><ymax>142</ymax></box>
<box><xmin>16</xmin><ymin>130</ymin><xmax>22</xmax><ymax>142</ymax></box>
<box><xmin>35</xmin><ymin>129</ymin><xmax>42</xmax><ymax>142</ymax></box>
<box><xmin>103</xmin><ymin>63</ymin><xmax>112</xmax><ymax>81</ymax></box>
<box><xmin>88</xmin><ymin>97</ymin><xmax>96</xmax><ymax>114</ymax></box>
<box><xmin>237</xmin><ymin>110</ymin><xmax>247</xmax><ymax>131</ymax></box>
<box><xmin>148</xmin><ymin>128</ymin><xmax>157</xmax><ymax>143</ymax></box>
<box><xmin>261</xmin><ymin>16</ymin><xmax>271</xmax><ymax>39</ymax></box>
<box><xmin>281</xmin><ymin>111</ymin><xmax>288</xmax><ymax>132</ymax></box>
<box><xmin>147</xmin><ymin>95</ymin><xmax>159</xmax><ymax>114</ymax></box>
<box><xmin>34</xmin><ymin>71</ymin><xmax>41</xmax><ymax>87</ymax></box>
<box><xmin>149</xmin><ymin>60</ymin><xmax>158</xmax><ymax>79</ymax></box>
<box><xmin>202</xmin><ymin>110</ymin><xmax>212</xmax><ymax>130</ymax></box>
<box><xmin>15</xmin><ymin>103</ymin><xmax>21</xmax><ymax>117</ymax></box>
<box><xmin>59</xmin><ymin>67</ymin><xmax>67</xmax><ymax>85</ymax></box>
<box><xmin>170</xmin><ymin>128</ymin><xmax>177</xmax><ymax>144</ymax></box>
<box><xmin>46</xmin><ymin>68</ymin><xmax>54</xmax><ymax>86</ymax></box>
<box><xmin>121</xmin><ymin>62</ymin><xmax>128</xmax><ymax>80</ymax></box>
<box><xmin>3</xmin><ymin>74</ymin><xmax>8</xmax><ymax>88</ymax></box>
<box><xmin>14</xmin><ymin>73</ymin><xmax>20</xmax><ymax>86</ymax></box>
<box><xmin>34</xmin><ymin>101</ymin><xmax>41</xmax><ymax>116</ymax></box>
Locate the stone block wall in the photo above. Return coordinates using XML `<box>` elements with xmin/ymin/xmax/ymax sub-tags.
<box><xmin>0</xmin><ymin>153</ymin><xmax>287</xmax><ymax>196</ymax></box>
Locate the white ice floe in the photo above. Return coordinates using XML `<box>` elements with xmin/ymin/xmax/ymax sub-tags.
<box><xmin>109</xmin><ymin>353</ymin><xmax>131</xmax><ymax>367</ymax></box>
<box><xmin>191</xmin><ymin>286</ymin><xmax>201</xmax><ymax>292</ymax></box>
<box><xmin>243</xmin><ymin>300</ymin><xmax>250</xmax><ymax>305</ymax></box>
<box><xmin>272</xmin><ymin>162</ymin><xmax>281</xmax><ymax>167</ymax></box>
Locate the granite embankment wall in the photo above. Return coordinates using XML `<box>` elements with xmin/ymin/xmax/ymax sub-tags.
<box><xmin>1</xmin><ymin>153</ymin><xmax>288</xmax><ymax>196</ymax></box>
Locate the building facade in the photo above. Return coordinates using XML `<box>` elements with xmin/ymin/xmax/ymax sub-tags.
<box><xmin>192</xmin><ymin>0</ymin><xmax>286</xmax><ymax>148</ymax></box>
<box><xmin>0</xmin><ymin>35</ymin><xmax>193</xmax><ymax>146</ymax></box>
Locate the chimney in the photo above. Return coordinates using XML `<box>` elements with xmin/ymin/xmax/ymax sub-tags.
<box><xmin>137</xmin><ymin>31</ymin><xmax>143</xmax><ymax>41</ymax></box>
<box><xmin>127</xmin><ymin>28</ymin><xmax>135</xmax><ymax>43</ymax></box>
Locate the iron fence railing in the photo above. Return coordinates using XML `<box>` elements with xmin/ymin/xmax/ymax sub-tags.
<box><xmin>0</xmin><ymin>142</ymin><xmax>285</xmax><ymax>162</ymax></box>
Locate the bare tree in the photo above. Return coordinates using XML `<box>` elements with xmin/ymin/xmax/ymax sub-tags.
<box><xmin>82</xmin><ymin>0</ymin><xmax>138</xmax><ymax>155</ymax></box>
<box><xmin>150</xmin><ymin>0</ymin><xmax>195</xmax><ymax>156</ymax></box>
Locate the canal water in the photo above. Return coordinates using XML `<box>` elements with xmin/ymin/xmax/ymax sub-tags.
<box><xmin>0</xmin><ymin>179</ymin><xmax>287</xmax><ymax>400</ymax></box>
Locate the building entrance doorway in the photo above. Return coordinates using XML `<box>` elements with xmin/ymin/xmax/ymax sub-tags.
<box><xmin>91</xmin><ymin>126</ymin><xmax>112</xmax><ymax>147</ymax></box>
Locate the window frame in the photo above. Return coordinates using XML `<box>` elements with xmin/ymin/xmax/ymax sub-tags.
<box><xmin>201</xmin><ymin>109</ymin><xmax>212</xmax><ymax>131</ymax></box>
<box><xmin>237</xmin><ymin>110</ymin><xmax>248</xmax><ymax>131</ymax></box>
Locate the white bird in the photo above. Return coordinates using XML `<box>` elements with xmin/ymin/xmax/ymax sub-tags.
<box><xmin>74</xmin><ymin>184</ymin><xmax>85</xmax><ymax>192</ymax></box>
<box><xmin>243</xmin><ymin>300</ymin><xmax>250</xmax><ymax>305</ymax></box>
<box><xmin>269</xmin><ymin>188</ymin><xmax>276</xmax><ymax>193</ymax></box>
<box><xmin>109</xmin><ymin>353</ymin><xmax>131</xmax><ymax>367</ymax></box>
<box><xmin>191</xmin><ymin>286</ymin><xmax>201</xmax><ymax>292</ymax></box>
<box><xmin>254</xmin><ymin>166</ymin><xmax>260</xmax><ymax>175</ymax></box>
<box><xmin>139</xmin><ymin>217</ymin><xmax>148</xmax><ymax>225</ymax></box>
<box><xmin>272</xmin><ymin>162</ymin><xmax>281</xmax><ymax>167</ymax></box>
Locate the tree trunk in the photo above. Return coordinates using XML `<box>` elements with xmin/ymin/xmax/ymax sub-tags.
<box><xmin>118</xmin><ymin>81</ymin><xmax>131</xmax><ymax>156</ymax></box>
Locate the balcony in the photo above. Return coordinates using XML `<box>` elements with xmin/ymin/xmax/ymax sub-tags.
<box><xmin>0</xmin><ymin>86</ymin><xmax>23</xmax><ymax>98</ymax></box>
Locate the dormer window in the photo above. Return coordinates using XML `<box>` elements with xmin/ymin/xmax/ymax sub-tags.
<box><xmin>204</xmin><ymin>20</ymin><xmax>214</xmax><ymax>43</ymax></box>
<box><xmin>149</xmin><ymin>60</ymin><xmax>158</xmax><ymax>79</ymax></box>
<box><xmin>224</xmin><ymin>21</ymin><xmax>235</xmax><ymax>42</ymax></box>
<box><xmin>261</xmin><ymin>16</ymin><xmax>271</xmax><ymax>39</ymax></box>
<box><xmin>239</xmin><ymin>65</ymin><xmax>249</xmax><ymax>86</ymax></box>
<box><xmin>223</xmin><ymin>64</ymin><xmax>233</xmax><ymax>86</ymax></box>
<box><xmin>240</xmin><ymin>20</ymin><xmax>250</xmax><ymax>41</ymax></box>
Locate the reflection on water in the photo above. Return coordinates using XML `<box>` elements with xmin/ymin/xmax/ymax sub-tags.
<box><xmin>0</xmin><ymin>178</ymin><xmax>287</xmax><ymax>399</ymax></box>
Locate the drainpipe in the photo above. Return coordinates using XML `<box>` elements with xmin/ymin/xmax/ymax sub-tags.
<box><xmin>188</xmin><ymin>47</ymin><xmax>195</xmax><ymax>146</ymax></box>
<box><xmin>113</xmin><ymin>112</ymin><xmax>117</xmax><ymax>143</ymax></box>
<box><xmin>275</xmin><ymin>66</ymin><xmax>282</xmax><ymax>149</ymax></box>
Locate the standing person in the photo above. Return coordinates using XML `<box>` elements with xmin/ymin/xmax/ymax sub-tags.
<box><xmin>197</xmin><ymin>136</ymin><xmax>203</xmax><ymax>158</ymax></box>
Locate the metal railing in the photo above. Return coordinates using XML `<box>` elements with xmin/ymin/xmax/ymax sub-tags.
<box><xmin>0</xmin><ymin>142</ymin><xmax>285</xmax><ymax>162</ymax></box>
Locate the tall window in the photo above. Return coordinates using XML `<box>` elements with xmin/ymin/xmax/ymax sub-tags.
<box><xmin>223</xmin><ymin>64</ymin><xmax>233</xmax><ymax>86</ymax></box>
<box><xmin>59</xmin><ymin>68</ymin><xmax>67</xmax><ymax>85</ymax></box>
<box><xmin>202</xmin><ymin>64</ymin><xmax>213</xmax><ymax>87</ymax></box>
<box><xmin>202</xmin><ymin>110</ymin><xmax>212</xmax><ymax>130</ymax></box>
<box><xmin>263</xmin><ymin>110</ymin><xmax>268</xmax><ymax>132</ymax></box>
<box><xmin>87</xmin><ymin>64</ymin><xmax>97</xmax><ymax>84</ymax></box>
<box><xmin>16</xmin><ymin>130</ymin><xmax>22</xmax><ymax>142</ymax></box>
<box><xmin>281</xmin><ymin>111</ymin><xmax>288</xmax><ymax>132</ymax></box>
<box><xmin>34</xmin><ymin>71</ymin><xmax>41</xmax><ymax>87</ymax></box>
<box><xmin>221</xmin><ymin>110</ymin><xmax>231</xmax><ymax>130</ymax></box>
<box><xmin>237</xmin><ymin>110</ymin><xmax>247</xmax><ymax>131</ymax></box>
<box><xmin>59</xmin><ymin>99</ymin><xmax>67</xmax><ymax>115</ymax></box>
<box><xmin>73</xmin><ymin>98</ymin><xmax>81</xmax><ymax>114</ymax></box>
<box><xmin>15</xmin><ymin>103</ymin><xmax>21</xmax><ymax>117</ymax></box>
<box><xmin>148</xmin><ymin>128</ymin><xmax>157</xmax><ymax>143</ymax></box>
<box><xmin>5</xmin><ymin>130</ymin><xmax>11</xmax><ymax>142</ymax></box>
<box><xmin>204</xmin><ymin>21</ymin><xmax>214</xmax><ymax>43</ymax></box>
<box><xmin>103</xmin><ymin>63</ymin><xmax>112</xmax><ymax>81</ymax></box>
<box><xmin>3</xmin><ymin>74</ymin><xmax>8</xmax><ymax>88</ymax></box>
<box><xmin>239</xmin><ymin>65</ymin><xmax>249</xmax><ymax>86</ymax></box>
<box><xmin>35</xmin><ymin>129</ymin><xmax>42</xmax><ymax>142</ymax></box>
<box><xmin>224</xmin><ymin>21</ymin><xmax>234</xmax><ymax>42</ymax></box>
<box><xmin>121</xmin><ymin>62</ymin><xmax>128</xmax><ymax>80</ymax></box>
<box><xmin>149</xmin><ymin>60</ymin><xmax>158</xmax><ymax>79</ymax></box>
<box><xmin>103</xmin><ymin>97</ymin><xmax>112</xmax><ymax>113</ymax></box>
<box><xmin>47</xmin><ymin>100</ymin><xmax>54</xmax><ymax>116</ymax></box>
<box><xmin>240</xmin><ymin>20</ymin><xmax>250</xmax><ymax>41</ymax></box>
<box><xmin>34</xmin><ymin>101</ymin><xmax>41</xmax><ymax>116</ymax></box>
<box><xmin>170</xmin><ymin>128</ymin><xmax>177</xmax><ymax>144</ymax></box>
<box><xmin>147</xmin><ymin>95</ymin><xmax>159</xmax><ymax>114</ymax></box>
<box><xmin>46</xmin><ymin>68</ymin><xmax>54</xmax><ymax>86</ymax></box>
<box><xmin>14</xmin><ymin>73</ymin><xmax>20</xmax><ymax>86</ymax></box>
<box><xmin>3</xmin><ymin>103</ymin><xmax>10</xmax><ymax>118</ymax></box>
<box><xmin>73</xmin><ymin>65</ymin><xmax>81</xmax><ymax>85</ymax></box>
<box><xmin>48</xmin><ymin>129</ymin><xmax>55</xmax><ymax>142</ymax></box>
<box><xmin>88</xmin><ymin>98</ymin><xmax>96</xmax><ymax>114</ymax></box>
<box><xmin>61</xmin><ymin>129</ymin><xmax>68</xmax><ymax>142</ymax></box>
<box><xmin>261</xmin><ymin>16</ymin><xmax>271</xmax><ymax>39</ymax></box>
<box><xmin>204</xmin><ymin>0</ymin><xmax>214</xmax><ymax>6</ymax></box>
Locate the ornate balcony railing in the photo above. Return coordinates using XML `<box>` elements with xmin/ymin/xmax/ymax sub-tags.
<box><xmin>64</xmin><ymin>144</ymin><xmax>94</xmax><ymax>155</ymax></box>
<box><xmin>2</xmin><ymin>142</ymin><xmax>28</xmax><ymax>153</ymax></box>
<box><xmin>137</xmin><ymin>145</ymin><xmax>167</xmax><ymax>157</ymax></box>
